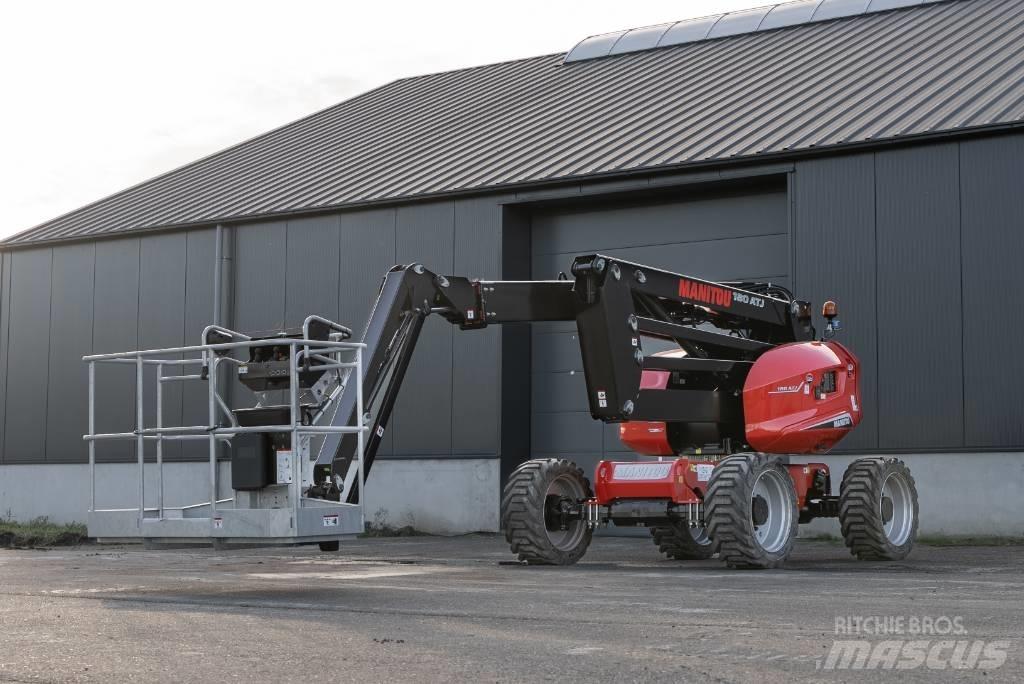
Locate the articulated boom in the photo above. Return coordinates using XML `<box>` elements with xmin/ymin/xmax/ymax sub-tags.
<box><xmin>317</xmin><ymin>254</ymin><xmax>858</xmax><ymax>502</ymax></box>
<box><xmin>311</xmin><ymin>253</ymin><xmax>911</xmax><ymax>571</ymax></box>
<box><xmin>85</xmin><ymin>252</ymin><xmax>915</xmax><ymax>569</ymax></box>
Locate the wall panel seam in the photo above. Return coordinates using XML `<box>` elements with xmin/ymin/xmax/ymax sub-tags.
<box><xmin>787</xmin><ymin>171</ymin><xmax>796</xmax><ymax>294</ymax></box>
<box><xmin>0</xmin><ymin>254</ymin><xmax>7</xmax><ymax>464</ymax></box>
<box><xmin>41</xmin><ymin>248</ymin><xmax>54</xmax><ymax>461</ymax></box>
<box><xmin>450</xmin><ymin>202</ymin><xmax>456</xmax><ymax>458</ymax></box>
<box><xmin>282</xmin><ymin>221</ymin><xmax>290</xmax><ymax>327</ymax></box>
<box><xmin>957</xmin><ymin>141</ymin><xmax>967</xmax><ymax>448</ymax></box>
<box><xmin>180</xmin><ymin>232</ymin><xmax>191</xmax><ymax>436</ymax></box>
<box><xmin>871</xmin><ymin>152</ymin><xmax>880</xmax><ymax>450</ymax></box>
<box><xmin>3</xmin><ymin>255</ymin><xmax>14</xmax><ymax>460</ymax></box>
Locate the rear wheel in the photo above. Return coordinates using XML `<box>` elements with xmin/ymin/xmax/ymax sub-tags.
<box><xmin>705</xmin><ymin>454</ymin><xmax>798</xmax><ymax>569</ymax></box>
<box><xmin>840</xmin><ymin>458</ymin><xmax>918</xmax><ymax>560</ymax></box>
<box><xmin>651</xmin><ymin>522</ymin><xmax>714</xmax><ymax>560</ymax></box>
<box><xmin>502</xmin><ymin>458</ymin><xmax>593</xmax><ymax>565</ymax></box>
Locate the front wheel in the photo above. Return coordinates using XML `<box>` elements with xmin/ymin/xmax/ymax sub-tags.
<box><xmin>501</xmin><ymin>458</ymin><xmax>593</xmax><ymax>565</ymax></box>
<box><xmin>840</xmin><ymin>458</ymin><xmax>918</xmax><ymax>560</ymax></box>
<box><xmin>705</xmin><ymin>454</ymin><xmax>799</xmax><ymax>569</ymax></box>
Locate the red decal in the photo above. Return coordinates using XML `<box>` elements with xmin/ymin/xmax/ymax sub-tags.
<box><xmin>678</xmin><ymin>278</ymin><xmax>731</xmax><ymax>308</ymax></box>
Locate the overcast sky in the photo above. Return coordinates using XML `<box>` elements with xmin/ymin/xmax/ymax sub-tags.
<box><xmin>0</xmin><ymin>0</ymin><xmax>762</xmax><ymax>239</ymax></box>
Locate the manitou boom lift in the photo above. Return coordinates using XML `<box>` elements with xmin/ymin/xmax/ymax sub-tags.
<box><xmin>85</xmin><ymin>254</ymin><xmax>918</xmax><ymax>568</ymax></box>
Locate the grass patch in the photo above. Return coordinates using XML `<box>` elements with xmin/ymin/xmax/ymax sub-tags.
<box><xmin>358</xmin><ymin>524</ymin><xmax>426</xmax><ymax>538</ymax></box>
<box><xmin>917</xmin><ymin>535</ymin><xmax>1024</xmax><ymax>547</ymax></box>
<box><xmin>357</xmin><ymin>508</ymin><xmax>427</xmax><ymax>538</ymax></box>
<box><xmin>0</xmin><ymin>517</ymin><xmax>89</xmax><ymax>548</ymax></box>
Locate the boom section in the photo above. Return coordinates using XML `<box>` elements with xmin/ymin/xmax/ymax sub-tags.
<box><xmin>318</xmin><ymin>255</ymin><xmax>812</xmax><ymax>503</ymax></box>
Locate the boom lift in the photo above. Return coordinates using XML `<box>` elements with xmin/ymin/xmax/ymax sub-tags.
<box><xmin>85</xmin><ymin>254</ymin><xmax>918</xmax><ymax>568</ymax></box>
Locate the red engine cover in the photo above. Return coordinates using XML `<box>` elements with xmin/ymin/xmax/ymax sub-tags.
<box><xmin>743</xmin><ymin>341</ymin><xmax>861</xmax><ymax>454</ymax></box>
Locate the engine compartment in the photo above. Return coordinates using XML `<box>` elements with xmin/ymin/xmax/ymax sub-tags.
<box><xmin>620</xmin><ymin>341</ymin><xmax>860</xmax><ymax>456</ymax></box>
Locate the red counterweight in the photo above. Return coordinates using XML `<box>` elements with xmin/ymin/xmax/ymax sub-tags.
<box><xmin>742</xmin><ymin>340</ymin><xmax>861</xmax><ymax>454</ymax></box>
<box><xmin>592</xmin><ymin>458</ymin><xmax>831</xmax><ymax>509</ymax></box>
<box><xmin>593</xmin><ymin>458</ymin><xmax>711</xmax><ymax>505</ymax></box>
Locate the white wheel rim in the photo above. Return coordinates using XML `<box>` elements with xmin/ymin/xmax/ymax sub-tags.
<box><xmin>690</xmin><ymin>525</ymin><xmax>711</xmax><ymax>546</ymax></box>
<box><xmin>751</xmin><ymin>469</ymin><xmax>793</xmax><ymax>553</ymax></box>
<box><xmin>881</xmin><ymin>472</ymin><xmax>914</xmax><ymax>546</ymax></box>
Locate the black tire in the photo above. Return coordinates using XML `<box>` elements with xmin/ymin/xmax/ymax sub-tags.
<box><xmin>705</xmin><ymin>454</ymin><xmax>799</xmax><ymax>569</ymax></box>
<box><xmin>651</xmin><ymin>523</ymin><xmax>715</xmax><ymax>560</ymax></box>
<box><xmin>501</xmin><ymin>458</ymin><xmax>593</xmax><ymax>565</ymax></box>
<box><xmin>840</xmin><ymin>458</ymin><xmax>918</xmax><ymax>560</ymax></box>
<box><xmin>318</xmin><ymin>540</ymin><xmax>340</xmax><ymax>552</ymax></box>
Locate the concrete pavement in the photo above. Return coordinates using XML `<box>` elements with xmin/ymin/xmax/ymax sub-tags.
<box><xmin>0</xmin><ymin>535</ymin><xmax>1021</xmax><ymax>683</ymax></box>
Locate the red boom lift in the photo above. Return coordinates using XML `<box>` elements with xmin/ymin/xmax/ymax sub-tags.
<box><xmin>296</xmin><ymin>253</ymin><xmax>919</xmax><ymax>569</ymax></box>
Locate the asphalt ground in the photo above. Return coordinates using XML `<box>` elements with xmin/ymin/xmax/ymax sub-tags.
<box><xmin>0</xmin><ymin>535</ymin><xmax>1021</xmax><ymax>683</ymax></box>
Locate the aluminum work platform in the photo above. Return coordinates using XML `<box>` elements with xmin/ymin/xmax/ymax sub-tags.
<box><xmin>83</xmin><ymin>316</ymin><xmax>368</xmax><ymax>548</ymax></box>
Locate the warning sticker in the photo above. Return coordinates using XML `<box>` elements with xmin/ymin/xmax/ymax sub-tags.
<box><xmin>695</xmin><ymin>464</ymin><xmax>715</xmax><ymax>482</ymax></box>
<box><xmin>212</xmin><ymin>517</ymin><xmax>224</xmax><ymax>530</ymax></box>
<box><xmin>323</xmin><ymin>515</ymin><xmax>339</xmax><ymax>528</ymax></box>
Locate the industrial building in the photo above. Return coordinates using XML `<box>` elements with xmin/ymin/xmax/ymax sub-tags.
<box><xmin>1</xmin><ymin>0</ymin><xmax>1022</xmax><ymax>535</ymax></box>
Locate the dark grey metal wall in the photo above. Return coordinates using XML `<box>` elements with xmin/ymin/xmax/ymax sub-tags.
<box><xmin>528</xmin><ymin>188</ymin><xmax>790</xmax><ymax>477</ymax></box>
<box><xmin>0</xmin><ymin>195</ymin><xmax>504</xmax><ymax>465</ymax></box>
<box><xmin>793</xmin><ymin>132</ymin><xmax>1024</xmax><ymax>453</ymax></box>
<box><xmin>2</xmin><ymin>248</ymin><xmax>52</xmax><ymax>462</ymax></box>
<box><xmin>875</xmin><ymin>144</ymin><xmax>963</xmax><ymax>449</ymax></box>
<box><xmin>226</xmin><ymin>198</ymin><xmax>504</xmax><ymax>462</ymax></box>
<box><xmin>0</xmin><ymin>229</ymin><xmax>216</xmax><ymax>464</ymax></box>
<box><xmin>2</xmin><ymin>132</ymin><xmax>1023</xmax><ymax>466</ymax></box>
<box><xmin>792</xmin><ymin>154</ymin><xmax>879</xmax><ymax>452</ymax></box>
<box><xmin>959</xmin><ymin>135</ymin><xmax>1024</xmax><ymax>447</ymax></box>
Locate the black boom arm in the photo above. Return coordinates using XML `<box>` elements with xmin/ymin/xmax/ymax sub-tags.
<box><xmin>316</xmin><ymin>254</ymin><xmax>812</xmax><ymax>504</ymax></box>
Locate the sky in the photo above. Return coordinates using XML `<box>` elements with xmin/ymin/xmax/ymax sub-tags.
<box><xmin>0</xmin><ymin>0</ymin><xmax>763</xmax><ymax>240</ymax></box>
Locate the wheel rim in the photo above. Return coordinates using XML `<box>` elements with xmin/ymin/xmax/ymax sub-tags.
<box><xmin>881</xmin><ymin>471</ymin><xmax>914</xmax><ymax>546</ymax></box>
<box><xmin>751</xmin><ymin>469</ymin><xmax>793</xmax><ymax>553</ymax></box>
<box><xmin>543</xmin><ymin>474</ymin><xmax>587</xmax><ymax>551</ymax></box>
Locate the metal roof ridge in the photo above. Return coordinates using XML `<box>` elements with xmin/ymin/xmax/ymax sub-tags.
<box><xmin>564</xmin><ymin>0</ymin><xmax>947</xmax><ymax>63</ymax></box>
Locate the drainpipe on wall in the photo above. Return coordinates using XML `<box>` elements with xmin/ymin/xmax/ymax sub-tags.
<box><xmin>210</xmin><ymin>223</ymin><xmax>235</xmax><ymax>330</ymax></box>
<box><xmin>213</xmin><ymin>224</ymin><xmax>223</xmax><ymax>327</ymax></box>
<box><xmin>211</xmin><ymin>223</ymin><xmax>235</xmax><ymax>496</ymax></box>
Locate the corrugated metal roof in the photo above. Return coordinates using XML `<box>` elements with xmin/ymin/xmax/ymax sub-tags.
<box><xmin>6</xmin><ymin>0</ymin><xmax>1024</xmax><ymax>247</ymax></box>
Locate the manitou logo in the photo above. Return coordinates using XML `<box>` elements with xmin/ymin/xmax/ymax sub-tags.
<box><xmin>678</xmin><ymin>278</ymin><xmax>732</xmax><ymax>308</ymax></box>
